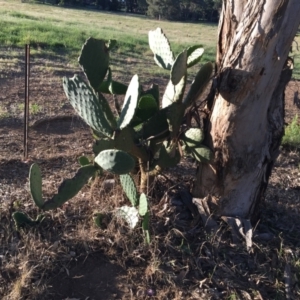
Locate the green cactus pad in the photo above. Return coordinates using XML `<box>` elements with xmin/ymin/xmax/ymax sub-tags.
<box><xmin>42</xmin><ymin>165</ymin><xmax>97</xmax><ymax>211</ymax></box>
<box><xmin>108</xmin><ymin>68</ymin><xmax>128</xmax><ymax>95</ymax></box>
<box><xmin>117</xmin><ymin>74</ymin><xmax>139</xmax><ymax>130</ymax></box>
<box><xmin>114</xmin><ymin>126</ymin><xmax>136</xmax><ymax>154</ymax></box>
<box><xmin>63</xmin><ymin>75</ymin><xmax>115</xmax><ymax>137</ymax></box>
<box><xmin>183</xmin><ymin>62</ymin><xmax>213</xmax><ymax>108</ymax></box>
<box><xmin>95</xmin><ymin>149</ymin><xmax>135</xmax><ymax>174</ymax></box>
<box><xmin>187</xmin><ymin>45</ymin><xmax>204</xmax><ymax>68</ymax></box>
<box><xmin>93</xmin><ymin>138</ymin><xmax>114</xmax><ymax>156</ymax></box>
<box><xmin>78</xmin><ymin>37</ymin><xmax>109</xmax><ymax>91</ymax></box>
<box><xmin>138</xmin><ymin>193</ymin><xmax>148</xmax><ymax>216</ymax></box>
<box><xmin>137</xmin><ymin>94</ymin><xmax>158</xmax><ymax>120</ymax></box>
<box><xmin>142</xmin><ymin>211</ymin><xmax>150</xmax><ymax>244</ymax></box>
<box><xmin>137</xmin><ymin>105</ymin><xmax>170</xmax><ymax>140</ymax></box>
<box><xmin>29</xmin><ymin>163</ymin><xmax>44</xmax><ymax>209</ymax></box>
<box><xmin>79</xmin><ymin>156</ymin><xmax>90</xmax><ymax>166</ymax></box>
<box><xmin>191</xmin><ymin>145</ymin><xmax>213</xmax><ymax>163</ymax></box>
<box><xmin>120</xmin><ymin>174</ymin><xmax>138</xmax><ymax>207</ymax></box>
<box><xmin>93</xmin><ymin>213</ymin><xmax>104</xmax><ymax>228</ymax></box>
<box><xmin>182</xmin><ymin>128</ymin><xmax>205</xmax><ymax>146</ymax></box>
<box><xmin>12</xmin><ymin>211</ymin><xmax>44</xmax><ymax>229</ymax></box>
<box><xmin>166</xmin><ymin>102</ymin><xmax>185</xmax><ymax>138</ymax></box>
<box><xmin>171</xmin><ymin>50</ymin><xmax>187</xmax><ymax>86</ymax></box>
<box><xmin>99</xmin><ymin>68</ymin><xmax>128</xmax><ymax>95</ymax></box>
<box><xmin>162</xmin><ymin>75</ymin><xmax>187</xmax><ymax>108</ymax></box>
<box><xmin>148</xmin><ymin>28</ymin><xmax>174</xmax><ymax>70</ymax></box>
<box><xmin>154</xmin><ymin>143</ymin><xmax>181</xmax><ymax>168</ymax></box>
<box><xmin>142</xmin><ymin>84</ymin><xmax>159</xmax><ymax>107</ymax></box>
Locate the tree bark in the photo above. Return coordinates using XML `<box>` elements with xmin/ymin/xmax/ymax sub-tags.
<box><xmin>193</xmin><ymin>0</ymin><xmax>300</xmax><ymax>221</ymax></box>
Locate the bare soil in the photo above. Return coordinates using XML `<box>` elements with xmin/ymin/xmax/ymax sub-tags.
<box><xmin>1</xmin><ymin>48</ymin><xmax>300</xmax><ymax>300</ymax></box>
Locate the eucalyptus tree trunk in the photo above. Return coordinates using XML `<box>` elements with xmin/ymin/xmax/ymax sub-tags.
<box><xmin>193</xmin><ymin>0</ymin><xmax>300</xmax><ymax>222</ymax></box>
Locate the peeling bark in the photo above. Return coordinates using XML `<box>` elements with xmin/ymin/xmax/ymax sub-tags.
<box><xmin>193</xmin><ymin>0</ymin><xmax>300</xmax><ymax>220</ymax></box>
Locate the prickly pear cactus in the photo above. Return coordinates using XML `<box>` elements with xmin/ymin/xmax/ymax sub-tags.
<box><xmin>63</xmin><ymin>75</ymin><xmax>116</xmax><ymax>137</ymax></box>
<box><xmin>183</xmin><ymin>62</ymin><xmax>213</xmax><ymax>108</ymax></box>
<box><xmin>120</xmin><ymin>174</ymin><xmax>138</xmax><ymax>207</ymax></box>
<box><xmin>182</xmin><ymin>128</ymin><xmax>205</xmax><ymax>147</ymax></box>
<box><xmin>138</xmin><ymin>193</ymin><xmax>148</xmax><ymax>216</ymax></box>
<box><xmin>187</xmin><ymin>45</ymin><xmax>204</xmax><ymax>68</ymax></box>
<box><xmin>30</xmin><ymin>163</ymin><xmax>43</xmax><ymax>209</ymax></box>
<box><xmin>12</xmin><ymin>211</ymin><xmax>44</xmax><ymax>230</ymax></box>
<box><xmin>171</xmin><ymin>50</ymin><xmax>187</xmax><ymax>86</ymax></box>
<box><xmin>117</xmin><ymin>74</ymin><xmax>139</xmax><ymax>130</ymax></box>
<box><xmin>148</xmin><ymin>28</ymin><xmax>174</xmax><ymax>70</ymax></box>
<box><xmin>95</xmin><ymin>149</ymin><xmax>135</xmax><ymax>174</ymax></box>
<box><xmin>29</xmin><ymin>164</ymin><xmax>97</xmax><ymax>211</ymax></box>
<box><xmin>78</xmin><ymin>37</ymin><xmax>109</xmax><ymax>91</ymax></box>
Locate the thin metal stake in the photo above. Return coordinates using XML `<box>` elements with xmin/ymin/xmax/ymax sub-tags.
<box><xmin>24</xmin><ymin>44</ymin><xmax>30</xmax><ymax>160</ymax></box>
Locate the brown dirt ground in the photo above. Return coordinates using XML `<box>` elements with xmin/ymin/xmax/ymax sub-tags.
<box><xmin>1</xmin><ymin>48</ymin><xmax>300</xmax><ymax>300</ymax></box>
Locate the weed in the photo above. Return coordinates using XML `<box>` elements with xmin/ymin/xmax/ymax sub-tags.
<box><xmin>282</xmin><ymin>115</ymin><xmax>300</xmax><ymax>148</ymax></box>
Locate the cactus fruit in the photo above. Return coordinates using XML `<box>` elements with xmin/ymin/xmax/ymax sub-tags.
<box><xmin>183</xmin><ymin>62</ymin><xmax>213</xmax><ymax>108</ymax></box>
<box><xmin>78</xmin><ymin>37</ymin><xmax>109</xmax><ymax>91</ymax></box>
<box><xmin>63</xmin><ymin>75</ymin><xmax>115</xmax><ymax>137</ymax></box>
<box><xmin>12</xmin><ymin>211</ymin><xmax>44</xmax><ymax>230</ymax></box>
<box><xmin>95</xmin><ymin>149</ymin><xmax>135</xmax><ymax>174</ymax></box>
<box><xmin>148</xmin><ymin>28</ymin><xmax>174</xmax><ymax>70</ymax></box>
<box><xmin>171</xmin><ymin>50</ymin><xmax>187</xmax><ymax>86</ymax></box>
<box><xmin>30</xmin><ymin>163</ymin><xmax>43</xmax><ymax>209</ymax></box>
<box><xmin>117</xmin><ymin>74</ymin><xmax>139</xmax><ymax>130</ymax></box>
<box><xmin>120</xmin><ymin>174</ymin><xmax>138</xmax><ymax>206</ymax></box>
<box><xmin>187</xmin><ymin>45</ymin><xmax>204</xmax><ymax>68</ymax></box>
<box><xmin>138</xmin><ymin>193</ymin><xmax>148</xmax><ymax>216</ymax></box>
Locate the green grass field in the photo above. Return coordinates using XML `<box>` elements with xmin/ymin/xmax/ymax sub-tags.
<box><xmin>1</xmin><ymin>0</ymin><xmax>299</xmax><ymax>78</ymax></box>
<box><xmin>0</xmin><ymin>0</ymin><xmax>217</xmax><ymax>70</ymax></box>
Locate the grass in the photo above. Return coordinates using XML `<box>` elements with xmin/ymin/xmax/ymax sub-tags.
<box><xmin>0</xmin><ymin>0</ymin><xmax>217</xmax><ymax>68</ymax></box>
<box><xmin>282</xmin><ymin>115</ymin><xmax>300</xmax><ymax>148</ymax></box>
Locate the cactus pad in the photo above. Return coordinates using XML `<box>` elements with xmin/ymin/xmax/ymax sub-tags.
<box><xmin>95</xmin><ymin>149</ymin><xmax>135</xmax><ymax>174</ymax></box>
<box><xmin>171</xmin><ymin>50</ymin><xmax>187</xmax><ymax>86</ymax></box>
<box><xmin>187</xmin><ymin>45</ymin><xmax>204</xmax><ymax>68</ymax></box>
<box><xmin>29</xmin><ymin>163</ymin><xmax>44</xmax><ymax>209</ymax></box>
<box><xmin>148</xmin><ymin>28</ymin><xmax>174</xmax><ymax>70</ymax></box>
<box><xmin>191</xmin><ymin>145</ymin><xmax>213</xmax><ymax>163</ymax></box>
<box><xmin>117</xmin><ymin>74</ymin><xmax>139</xmax><ymax>130</ymax></box>
<box><xmin>12</xmin><ymin>211</ymin><xmax>44</xmax><ymax>229</ymax></box>
<box><xmin>120</xmin><ymin>174</ymin><xmax>138</xmax><ymax>206</ymax></box>
<box><xmin>182</xmin><ymin>128</ymin><xmax>205</xmax><ymax>147</ymax></box>
<box><xmin>183</xmin><ymin>62</ymin><xmax>213</xmax><ymax>107</ymax></box>
<box><xmin>78</xmin><ymin>37</ymin><xmax>109</xmax><ymax>91</ymax></box>
<box><xmin>162</xmin><ymin>75</ymin><xmax>186</xmax><ymax>108</ymax></box>
<box><xmin>63</xmin><ymin>75</ymin><xmax>115</xmax><ymax>137</ymax></box>
<box><xmin>42</xmin><ymin>165</ymin><xmax>97</xmax><ymax>211</ymax></box>
<box><xmin>138</xmin><ymin>193</ymin><xmax>148</xmax><ymax>216</ymax></box>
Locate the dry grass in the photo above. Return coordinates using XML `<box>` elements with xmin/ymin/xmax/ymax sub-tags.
<box><xmin>1</xmin><ymin>3</ymin><xmax>300</xmax><ymax>298</ymax></box>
